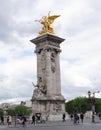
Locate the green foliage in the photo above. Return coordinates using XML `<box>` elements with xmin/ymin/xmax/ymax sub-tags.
<box><xmin>6</xmin><ymin>105</ymin><xmax>32</xmax><ymax>116</ymax></box>
<box><xmin>0</xmin><ymin>109</ymin><xmax>4</xmax><ymax>116</ymax></box>
<box><xmin>95</xmin><ymin>98</ymin><xmax>101</xmax><ymax>113</ymax></box>
<box><xmin>6</xmin><ymin>108</ymin><xmax>15</xmax><ymax>116</ymax></box>
<box><xmin>65</xmin><ymin>97</ymin><xmax>101</xmax><ymax>114</ymax></box>
<box><xmin>15</xmin><ymin>105</ymin><xmax>32</xmax><ymax>116</ymax></box>
<box><xmin>65</xmin><ymin>97</ymin><xmax>88</xmax><ymax>114</ymax></box>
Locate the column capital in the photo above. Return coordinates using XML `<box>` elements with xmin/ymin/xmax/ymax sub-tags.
<box><xmin>30</xmin><ymin>34</ymin><xmax>65</xmax><ymax>46</ymax></box>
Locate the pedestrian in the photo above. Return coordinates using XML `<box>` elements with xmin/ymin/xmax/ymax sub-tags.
<box><xmin>0</xmin><ymin>116</ymin><xmax>4</xmax><ymax>125</ymax></box>
<box><xmin>44</xmin><ymin>113</ymin><xmax>49</xmax><ymax>121</ymax></box>
<box><xmin>70</xmin><ymin>114</ymin><xmax>73</xmax><ymax>121</ymax></box>
<box><xmin>31</xmin><ymin>114</ymin><xmax>36</xmax><ymax>125</ymax></box>
<box><xmin>99</xmin><ymin>112</ymin><xmax>101</xmax><ymax>120</ymax></box>
<box><xmin>7</xmin><ymin>115</ymin><xmax>12</xmax><ymax>126</ymax></box>
<box><xmin>74</xmin><ymin>113</ymin><xmax>78</xmax><ymax>124</ymax></box>
<box><xmin>80</xmin><ymin>113</ymin><xmax>84</xmax><ymax>123</ymax></box>
<box><xmin>22</xmin><ymin>116</ymin><xmax>27</xmax><ymax>127</ymax></box>
<box><xmin>77</xmin><ymin>113</ymin><xmax>80</xmax><ymax>124</ymax></box>
<box><xmin>62</xmin><ymin>113</ymin><xmax>66</xmax><ymax>122</ymax></box>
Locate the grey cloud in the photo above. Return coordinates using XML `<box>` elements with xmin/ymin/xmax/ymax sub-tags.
<box><xmin>0</xmin><ymin>2</ymin><xmax>16</xmax><ymax>43</ymax></box>
<box><xmin>0</xmin><ymin>0</ymin><xmax>38</xmax><ymax>43</ymax></box>
<box><xmin>90</xmin><ymin>0</ymin><xmax>101</xmax><ymax>11</ymax></box>
<box><xmin>0</xmin><ymin>74</ymin><xmax>34</xmax><ymax>101</ymax></box>
<box><xmin>13</xmin><ymin>22</ymin><xmax>40</xmax><ymax>37</ymax></box>
<box><xmin>62</xmin><ymin>85</ymin><xmax>89</xmax><ymax>100</ymax></box>
<box><xmin>62</xmin><ymin>1</ymin><xmax>101</xmax><ymax>37</ymax></box>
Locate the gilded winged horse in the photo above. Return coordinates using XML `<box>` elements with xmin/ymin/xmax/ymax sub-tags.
<box><xmin>35</xmin><ymin>12</ymin><xmax>60</xmax><ymax>35</ymax></box>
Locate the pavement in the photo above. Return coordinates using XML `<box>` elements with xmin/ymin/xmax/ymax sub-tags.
<box><xmin>0</xmin><ymin>117</ymin><xmax>101</xmax><ymax>129</ymax></box>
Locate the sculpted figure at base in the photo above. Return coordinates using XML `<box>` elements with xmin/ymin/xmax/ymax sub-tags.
<box><xmin>35</xmin><ymin>12</ymin><xmax>60</xmax><ymax>35</ymax></box>
<box><xmin>32</xmin><ymin>77</ymin><xmax>46</xmax><ymax>96</ymax></box>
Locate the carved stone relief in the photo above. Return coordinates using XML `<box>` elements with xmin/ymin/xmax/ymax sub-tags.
<box><xmin>53</xmin><ymin>102</ymin><xmax>62</xmax><ymax>112</ymax></box>
<box><xmin>41</xmin><ymin>50</ymin><xmax>46</xmax><ymax>71</ymax></box>
<box><xmin>51</xmin><ymin>52</ymin><xmax>56</xmax><ymax>73</ymax></box>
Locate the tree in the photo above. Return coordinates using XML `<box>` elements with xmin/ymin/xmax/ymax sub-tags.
<box><xmin>65</xmin><ymin>96</ymin><xmax>101</xmax><ymax>114</ymax></box>
<box><xmin>15</xmin><ymin>105</ymin><xmax>32</xmax><ymax>116</ymax></box>
<box><xmin>0</xmin><ymin>109</ymin><xmax>4</xmax><ymax>117</ymax></box>
<box><xmin>65</xmin><ymin>97</ymin><xmax>88</xmax><ymax>114</ymax></box>
<box><xmin>95</xmin><ymin>98</ymin><xmax>101</xmax><ymax>114</ymax></box>
<box><xmin>6</xmin><ymin>108</ymin><xmax>15</xmax><ymax>116</ymax></box>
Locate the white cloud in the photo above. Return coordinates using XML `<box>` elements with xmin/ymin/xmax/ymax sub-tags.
<box><xmin>0</xmin><ymin>0</ymin><xmax>101</xmax><ymax>104</ymax></box>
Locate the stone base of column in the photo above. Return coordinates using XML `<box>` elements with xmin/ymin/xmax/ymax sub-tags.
<box><xmin>31</xmin><ymin>96</ymin><xmax>65</xmax><ymax>121</ymax></box>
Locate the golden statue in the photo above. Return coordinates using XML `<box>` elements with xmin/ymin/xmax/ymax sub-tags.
<box><xmin>35</xmin><ymin>12</ymin><xmax>60</xmax><ymax>35</ymax></box>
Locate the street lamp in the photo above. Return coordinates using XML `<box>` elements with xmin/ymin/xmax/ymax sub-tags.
<box><xmin>88</xmin><ymin>90</ymin><xmax>100</xmax><ymax>123</ymax></box>
<box><xmin>92</xmin><ymin>93</ymin><xmax>95</xmax><ymax>123</ymax></box>
<box><xmin>88</xmin><ymin>91</ymin><xmax>91</xmax><ymax>99</ymax></box>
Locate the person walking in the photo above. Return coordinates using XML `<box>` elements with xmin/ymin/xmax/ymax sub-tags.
<box><xmin>77</xmin><ymin>113</ymin><xmax>80</xmax><ymax>124</ymax></box>
<box><xmin>44</xmin><ymin>113</ymin><xmax>49</xmax><ymax>122</ymax></box>
<box><xmin>22</xmin><ymin>116</ymin><xmax>27</xmax><ymax>127</ymax></box>
<box><xmin>70</xmin><ymin>114</ymin><xmax>73</xmax><ymax>121</ymax></box>
<box><xmin>7</xmin><ymin>115</ymin><xmax>12</xmax><ymax>126</ymax></box>
<box><xmin>74</xmin><ymin>113</ymin><xmax>78</xmax><ymax>124</ymax></box>
<box><xmin>98</xmin><ymin>112</ymin><xmax>101</xmax><ymax>120</ymax></box>
<box><xmin>31</xmin><ymin>114</ymin><xmax>36</xmax><ymax>125</ymax></box>
<box><xmin>80</xmin><ymin>113</ymin><xmax>84</xmax><ymax>123</ymax></box>
<box><xmin>0</xmin><ymin>116</ymin><xmax>4</xmax><ymax>125</ymax></box>
<box><xmin>62</xmin><ymin>113</ymin><xmax>66</xmax><ymax>122</ymax></box>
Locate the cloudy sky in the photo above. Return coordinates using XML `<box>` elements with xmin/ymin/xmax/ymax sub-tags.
<box><xmin>0</xmin><ymin>0</ymin><xmax>101</xmax><ymax>104</ymax></box>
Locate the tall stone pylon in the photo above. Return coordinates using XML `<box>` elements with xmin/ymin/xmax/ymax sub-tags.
<box><xmin>30</xmin><ymin>34</ymin><xmax>65</xmax><ymax>120</ymax></box>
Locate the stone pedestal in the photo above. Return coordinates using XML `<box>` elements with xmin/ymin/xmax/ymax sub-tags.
<box><xmin>30</xmin><ymin>34</ymin><xmax>65</xmax><ymax>121</ymax></box>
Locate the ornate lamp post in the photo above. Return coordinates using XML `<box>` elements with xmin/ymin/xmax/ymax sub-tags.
<box><xmin>92</xmin><ymin>92</ymin><xmax>95</xmax><ymax>123</ymax></box>
<box><xmin>88</xmin><ymin>90</ymin><xmax>100</xmax><ymax>123</ymax></box>
<box><xmin>88</xmin><ymin>91</ymin><xmax>91</xmax><ymax>99</ymax></box>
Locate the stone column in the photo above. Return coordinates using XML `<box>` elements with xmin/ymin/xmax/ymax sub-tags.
<box><xmin>30</xmin><ymin>34</ymin><xmax>65</xmax><ymax>120</ymax></box>
<box><xmin>45</xmin><ymin>49</ymin><xmax>53</xmax><ymax>96</ymax></box>
<box><xmin>55</xmin><ymin>50</ymin><xmax>61</xmax><ymax>95</ymax></box>
<box><xmin>30</xmin><ymin>34</ymin><xmax>65</xmax><ymax>98</ymax></box>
